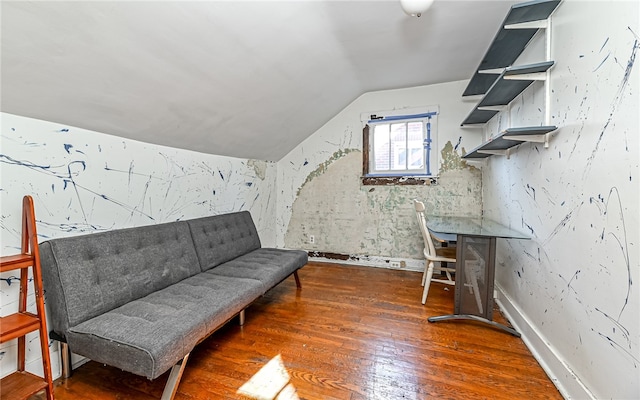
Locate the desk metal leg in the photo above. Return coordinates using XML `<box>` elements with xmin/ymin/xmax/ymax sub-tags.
<box><xmin>428</xmin><ymin>314</ymin><xmax>521</xmax><ymax>337</ymax></box>
<box><xmin>431</xmin><ymin>234</ymin><xmax>520</xmax><ymax>337</ymax></box>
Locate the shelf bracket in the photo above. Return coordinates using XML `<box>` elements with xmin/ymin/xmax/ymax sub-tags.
<box><xmin>503</xmin><ymin>133</ymin><xmax>550</xmax><ymax>148</ymax></box>
<box><xmin>503</xmin><ymin>72</ymin><xmax>547</xmax><ymax>81</ymax></box>
<box><xmin>478</xmin><ymin>148</ymin><xmax>513</xmax><ymax>159</ymax></box>
<box><xmin>478</xmin><ymin>68</ymin><xmax>505</xmax><ymax>75</ymax></box>
<box><xmin>504</xmin><ymin>20</ymin><xmax>548</xmax><ymax>30</ymax></box>
<box><xmin>477</xmin><ymin>106</ymin><xmax>507</xmax><ymax>112</ymax></box>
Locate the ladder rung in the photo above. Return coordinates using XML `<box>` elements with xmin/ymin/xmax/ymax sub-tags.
<box><xmin>0</xmin><ymin>313</ymin><xmax>41</xmax><ymax>343</ymax></box>
<box><xmin>0</xmin><ymin>254</ymin><xmax>34</xmax><ymax>272</ymax></box>
<box><xmin>0</xmin><ymin>371</ymin><xmax>49</xmax><ymax>399</ymax></box>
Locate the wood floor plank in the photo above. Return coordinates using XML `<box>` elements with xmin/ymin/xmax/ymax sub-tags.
<box><xmin>31</xmin><ymin>262</ymin><xmax>562</xmax><ymax>399</ymax></box>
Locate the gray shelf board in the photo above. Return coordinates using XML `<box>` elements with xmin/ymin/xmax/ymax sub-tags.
<box><xmin>461</xmin><ymin>109</ymin><xmax>500</xmax><ymax>126</ymax></box>
<box><xmin>461</xmin><ymin>61</ymin><xmax>554</xmax><ymax>125</ymax></box>
<box><xmin>464</xmin><ymin>136</ymin><xmax>523</xmax><ymax>158</ymax></box>
<box><xmin>462</xmin><ymin>0</ymin><xmax>561</xmax><ymax>97</ymax></box>
<box><xmin>462</xmin><ymin>150</ymin><xmax>493</xmax><ymax>159</ymax></box>
<box><xmin>505</xmin><ymin>0</ymin><xmax>561</xmax><ymax>25</ymax></box>
<box><xmin>462</xmin><ymin>125</ymin><xmax>558</xmax><ymax>159</ymax></box>
<box><xmin>462</xmin><ymin>73</ymin><xmax>501</xmax><ymax>98</ymax></box>
<box><xmin>503</xmin><ymin>125</ymin><xmax>557</xmax><ymax>135</ymax></box>
<box><xmin>504</xmin><ymin>60</ymin><xmax>555</xmax><ymax>76</ymax></box>
<box><xmin>477</xmin><ymin>61</ymin><xmax>554</xmax><ymax>107</ymax></box>
<box><xmin>462</xmin><ymin>29</ymin><xmax>538</xmax><ymax>96</ymax></box>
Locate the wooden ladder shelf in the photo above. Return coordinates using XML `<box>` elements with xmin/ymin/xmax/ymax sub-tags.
<box><xmin>0</xmin><ymin>195</ymin><xmax>55</xmax><ymax>400</ymax></box>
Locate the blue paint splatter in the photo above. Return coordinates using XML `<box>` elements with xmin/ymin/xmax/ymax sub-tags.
<box><xmin>454</xmin><ymin>136</ymin><xmax>462</xmax><ymax>151</ymax></box>
<box><xmin>11</xmin><ymin>128</ymin><xmax>15</xmax><ymax>131</ymax></box>
<box><xmin>57</xmin><ymin>128</ymin><xmax>69</xmax><ymax>133</ymax></box>
<box><xmin>593</xmin><ymin>52</ymin><xmax>610</xmax><ymax>72</ymax></box>
<box><xmin>219</xmin><ymin>171</ymin><xmax>224</xmax><ymax>180</ymax></box>
<box><xmin>0</xmin><ymin>154</ymin><xmax>51</xmax><ymax>172</ymax></box>
<box><xmin>1</xmin><ymin>276</ymin><xmax>32</xmax><ymax>286</ymax></box>
<box><xmin>246</xmin><ymin>182</ymin><xmax>253</xmax><ymax>187</ymax></box>
<box><xmin>525</xmin><ymin>184</ymin><xmax>536</xmax><ymax>200</ymax></box>
<box><xmin>51</xmin><ymin>184</ymin><xmax>55</xmax><ymax>193</ymax></box>
<box><xmin>303</xmin><ymin>160</ymin><xmax>309</xmax><ymax>166</ymax></box>
<box><xmin>64</xmin><ymin>144</ymin><xmax>73</xmax><ymax>154</ymax></box>
<box><xmin>521</xmin><ymin>218</ymin><xmax>535</xmax><ymax>235</ymax></box>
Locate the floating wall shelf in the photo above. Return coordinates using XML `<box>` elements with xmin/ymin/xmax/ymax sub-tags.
<box><xmin>461</xmin><ymin>61</ymin><xmax>555</xmax><ymax>126</ymax></box>
<box><xmin>463</xmin><ymin>0</ymin><xmax>562</xmax><ymax>97</ymax></box>
<box><xmin>463</xmin><ymin>126</ymin><xmax>558</xmax><ymax>159</ymax></box>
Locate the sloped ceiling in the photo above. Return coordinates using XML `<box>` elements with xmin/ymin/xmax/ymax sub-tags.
<box><xmin>1</xmin><ymin>1</ymin><xmax>516</xmax><ymax>161</ymax></box>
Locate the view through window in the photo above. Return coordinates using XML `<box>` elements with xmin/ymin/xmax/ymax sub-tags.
<box><xmin>366</xmin><ymin>111</ymin><xmax>438</xmax><ymax>178</ymax></box>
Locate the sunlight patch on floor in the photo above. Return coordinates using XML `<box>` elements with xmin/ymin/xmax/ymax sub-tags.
<box><xmin>237</xmin><ymin>354</ymin><xmax>299</xmax><ymax>400</ymax></box>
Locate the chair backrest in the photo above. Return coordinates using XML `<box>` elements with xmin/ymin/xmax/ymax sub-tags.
<box><xmin>413</xmin><ymin>199</ymin><xmax>437</xmax><ymax>258</ymax></box>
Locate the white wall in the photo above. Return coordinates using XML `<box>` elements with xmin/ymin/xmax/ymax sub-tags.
<box><xmin>482</xmin><ymin>1</ymin><xmax>639</xmax><ymax>398</ymax></box>
<box><xmin>276</xmin><ymin>80</ymin><xmax>483</xmax><ymax>268</ymax></box>
<box><xmin>0</xmin><ymin>112</ymin><xmax>277</xmax><ymax>380</ymax></box>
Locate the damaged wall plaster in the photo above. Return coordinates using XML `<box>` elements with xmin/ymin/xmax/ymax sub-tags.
<box><xmin>277</xmin><ymin>80</ymin><xmax>483</xmax><ymax>265</ymax></box>
<box><xmin>285</xmin><ymin>148</ymin><xmax>480</xmax><ymax>261</ymax></box>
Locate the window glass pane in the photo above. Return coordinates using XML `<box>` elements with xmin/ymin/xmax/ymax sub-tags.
<box><xmin>407</xmin><ymin>121</ymin><xmax>424</xmax><ymax>170</ymax></box>
<box><xmin>390</xmin><ymin>123</ymin><xmax>407</xmax><ymax>170</ymax></box>
<box><xmin>373</xmin><ymin>124</ymin><xmax>390</xmax><ymax>171</ymax></box>
<box><xmin>409</xmin><ymin>147</ymin><xmax>423</xmax><ymax>169</ymax></box>
<box><xmin>367</xmin><ymin>114</ymin><xmax>436</xmax><ymax>177</ymax></box>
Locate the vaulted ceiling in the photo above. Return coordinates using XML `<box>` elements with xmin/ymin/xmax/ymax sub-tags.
<box><xmin>1</xmin><ymin>1</ymin><xmax>517</xmax><ymax>161</ymax></box>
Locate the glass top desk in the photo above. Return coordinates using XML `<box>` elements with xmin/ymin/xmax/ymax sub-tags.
<box><xmin>426</xmin><ymin>215</ymin><xmax>529</xmax><ymax>337</ymax></box>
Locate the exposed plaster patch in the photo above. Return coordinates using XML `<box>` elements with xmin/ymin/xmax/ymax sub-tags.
<box><xmin>439</xmin><ymin>140</ymin><xmax>475</xmax><ymax>174</ymax></box>
<box><xmin>297</xmin><ymin>148</ymin><xmax>359</xmax><ymax>196</ymax></box>
<box><xmin>285</xmin><ymin>151</ymin><xmax>481</xmax><ymax>259</ymax></box>
<box><xmin>247</xmin><ymin>159</ymin><xmax>269</xmax><ymax>180</ymax></box>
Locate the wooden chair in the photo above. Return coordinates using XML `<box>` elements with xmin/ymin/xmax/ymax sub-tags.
<box><xmin>413</xmin><ymin>199</ymin><xmax>457</xmax><ymax>304</ymax></box>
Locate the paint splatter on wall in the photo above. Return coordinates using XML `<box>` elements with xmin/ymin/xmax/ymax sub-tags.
<box><xmin>482</xmin><ymin>2</ymin><xmax>638</xmax><ymax>398</ymax></box>
<box><xmin>0</xmin><ymin>112</ymin><xmax>277</xmax><ymax>379</ymax></box>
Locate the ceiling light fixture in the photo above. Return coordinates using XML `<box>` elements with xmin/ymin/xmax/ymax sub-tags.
<box><xmin>400</xmin><ymin>0</ymin><xmax>434</xmax><ymax>17</ymax></box>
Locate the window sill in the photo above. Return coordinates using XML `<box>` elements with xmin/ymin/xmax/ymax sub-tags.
<box><xmin>361</xmin><ymin>175</ymin><xmax>438</xmax><ymax>186</ymax></box>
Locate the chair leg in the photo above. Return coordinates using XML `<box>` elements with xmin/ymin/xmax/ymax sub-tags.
<box><xmin>421</xmin><ymin>260</ymin><xmax>429</xmax><ymax>287</ymax></box>
<box><xmin>422</xmin><ymin>261</ymin><xmax>435</xmax><ymax>304</ymax></box>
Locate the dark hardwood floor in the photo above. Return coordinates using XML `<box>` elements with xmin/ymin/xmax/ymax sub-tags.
<box><xmin>33</xmin><ymin>262</ymin><xmax>562</xmax><ymax>399</ymax></box>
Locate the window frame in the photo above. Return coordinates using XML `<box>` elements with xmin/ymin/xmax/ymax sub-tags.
<box><xmin>361</xmin><ymin>110</ymin><xmax>439</xmax><ymax>186</ymax></box>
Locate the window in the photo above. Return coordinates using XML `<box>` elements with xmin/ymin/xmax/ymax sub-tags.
<box><xmin>362</xmin><ymin>110</ymin><xmax>438</xmax><ymax>184</ymax></box>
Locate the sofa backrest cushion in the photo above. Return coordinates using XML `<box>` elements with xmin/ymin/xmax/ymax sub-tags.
<box><xmin>188</xmin><ymin>211</ymin><xmax>261</xmax><ymax>271</ymax></box>
<box><xmin>39</xmin><ymin>221</ymin><xmax>200</xmax><ymax>334</ymax></box>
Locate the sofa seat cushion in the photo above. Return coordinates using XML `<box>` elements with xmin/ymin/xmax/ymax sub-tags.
<box><xmin>208</xmin><ymin>248</ymin><xmax>307</xmax><ymax>293</ymax></box>
<box><xmin>66</xmin><ymin>273</ymin><xmax>263</xmax><ymax>380</ymax></box>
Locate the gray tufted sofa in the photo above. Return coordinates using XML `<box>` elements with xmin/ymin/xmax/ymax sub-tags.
<box><xmin>39</xmin><ymin>211</ymin><xmax>307</xmax><ymax>399</ymax></box>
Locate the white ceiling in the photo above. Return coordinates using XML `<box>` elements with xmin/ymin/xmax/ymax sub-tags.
<box><xmin>1</xmin><ymin>1</ymin><xmax>517</xmax><ymax>161</ymax></box>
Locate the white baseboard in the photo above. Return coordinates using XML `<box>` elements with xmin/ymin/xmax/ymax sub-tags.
<box><xmin>309</xmin><ymin>254</ymin><xmax>424</xmax><ymax>272</ymax></box>
<box><xmin>494</xmin><ymin>283</ymin><xmax>594</xmax><ymax>400</ymax></box>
